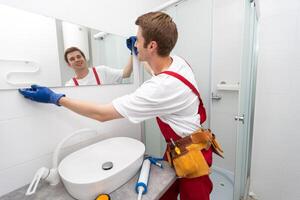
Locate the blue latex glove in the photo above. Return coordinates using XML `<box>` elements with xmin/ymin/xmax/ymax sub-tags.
<box><xmin>126</xmin><ymin>36</ymin><xmax>138</xmax><ymax>55</ymax></box>
<box><xmin>18</xmin><ymin>85</ymin><xmax>65</xmax><ymax>106</ymax></box>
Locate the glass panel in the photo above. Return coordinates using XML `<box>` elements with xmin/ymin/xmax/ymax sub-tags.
<box><xmin>234</xmin><ymin>1</ymin><xmax>258</xmax><ymax>199</ymax></box>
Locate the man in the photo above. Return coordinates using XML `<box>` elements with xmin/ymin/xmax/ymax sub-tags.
<box><xmin>19</xmin><ymin>12</ymin><xmax>213</xmax><ymax>200</ymax></box>
<box><xmin>64</xmin><ymin>46</ymin><xmax>133</xmax><ymax>86</ymax></box>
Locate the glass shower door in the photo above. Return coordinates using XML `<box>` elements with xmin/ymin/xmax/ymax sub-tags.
<box><xmin>234</xmin><ymin>0</ymin><xmax>258</xmax><ymax>200</ymax></box>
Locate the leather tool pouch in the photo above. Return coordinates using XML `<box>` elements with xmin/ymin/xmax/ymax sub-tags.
<box><xmin>166</xmin><ymin>128</ymin><xmax>223</xmax><ymax>178</ymax></box>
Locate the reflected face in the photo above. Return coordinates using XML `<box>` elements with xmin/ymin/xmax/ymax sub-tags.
<box><xmin>66</xmin><ymin>51</ymin><xmax>87</xmax><ymax>70</ymax></box>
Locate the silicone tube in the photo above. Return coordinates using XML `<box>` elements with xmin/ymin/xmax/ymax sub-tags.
<box><xmin>135</xmin><ymin>159</ymin><xmax>151</xmax><ymax>200</ymax></box>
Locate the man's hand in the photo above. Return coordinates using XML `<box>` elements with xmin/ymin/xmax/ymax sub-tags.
<box><xmin>18</xmin><ymin>85</ymin><xmax>65</xmax><ymax>106</ymax></box>
<box><xmin>126</xmin><ymin>36</ymin><xmax>138</xmax><ymax>55</ymax></box>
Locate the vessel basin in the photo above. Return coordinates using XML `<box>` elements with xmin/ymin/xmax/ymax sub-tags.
<box><xmin>58</xmin><ymin>137</ymin><xmax>145</xmax><ymax>200</ymax></box>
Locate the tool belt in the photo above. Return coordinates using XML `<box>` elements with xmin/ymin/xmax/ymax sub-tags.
<box><xmin>166</xmin><ymin>128</ymin><xmax>224</xmax><ymax>178</ymax></box>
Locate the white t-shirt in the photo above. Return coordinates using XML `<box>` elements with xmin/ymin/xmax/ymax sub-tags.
<box><xmin>112</xmin><ymin>55</ymin><xmax>202</xmax><ymax>137</ymax></box>
<box><xmin>65</xmin><ymin>65</ymin><xmax>123</xmax><ymax>86</ymax></box>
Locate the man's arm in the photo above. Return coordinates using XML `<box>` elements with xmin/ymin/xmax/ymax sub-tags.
<box><xmin>59</xmin><ymin>97</ymin><xmax>123</xmax><ymax>122</ymax></box>
<box><xmin>122</xmin><ymin>56</ymin><xmax>133</xmax><ymax>78</ymax></box>
<box><xmin>18</xmin><ymin>85</ymin><xmax>123</xmax><ymax>122</ymax></box>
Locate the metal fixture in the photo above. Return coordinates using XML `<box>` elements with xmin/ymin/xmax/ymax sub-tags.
<box><xmin>211</xmin><ymin>92</ymin><xmax>222</xmax><ymax>100</ymax></box>
<box><xmin>234</xmin><ymin>114</ymin><xmax>245</xmax><ymax>124</ymax></box>
<box><xmin>102</xmin><ymin>162</ymin><xmax>113</xmax><ymax>170</ymax></box>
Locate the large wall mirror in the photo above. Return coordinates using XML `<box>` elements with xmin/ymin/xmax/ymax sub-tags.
<box><xmin>0</xmin><ymin>4</ymin><xmax>133</xmax><ymax>90</ymax></box>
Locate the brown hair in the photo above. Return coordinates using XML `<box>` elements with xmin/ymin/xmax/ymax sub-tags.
<box><xmin>64</xmin><ymin>47</ymin><xmax>86</xmax><ymax>64</ymax></box>
<box><xmin>135</xmin><ymin>12</ymin><xmax>178</xmax><ymax>57</ymax></box>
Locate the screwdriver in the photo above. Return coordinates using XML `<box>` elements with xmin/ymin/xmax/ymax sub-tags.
<box><xmin>170</xmin><ymin>138</ymin><xmax>181</xmax><ymax>155</ymax></box>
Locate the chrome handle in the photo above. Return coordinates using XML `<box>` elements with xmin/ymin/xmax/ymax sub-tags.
<box><xmin>211</xmin><ymin>93</ymin><xmax>222</xmax><ymax>100</ymax></box>
<box><xmin>235</xmin><ymin>114</ymin><xmax>245</xmax><ymax>124</ymax></box>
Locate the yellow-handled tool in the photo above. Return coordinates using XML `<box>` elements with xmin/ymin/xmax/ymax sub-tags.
<box><xmin>170</xmin><ymin>138</ymin><xmax>181</xmax><ymax>155</ymax></box>
<box><xmin>95</xmin><ymin>194</ymin><xmax>110</xmax><ymax>200</ymax></box>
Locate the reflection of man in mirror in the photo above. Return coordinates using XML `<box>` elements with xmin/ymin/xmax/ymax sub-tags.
<box><xmin>64</xmin><ymin>47</ymin><xmax>133</xmax><ymax>86</ymax></box>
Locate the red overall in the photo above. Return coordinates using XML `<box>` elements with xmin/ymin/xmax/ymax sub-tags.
<box><xmin>157</xmin><ymin>71</ymin><xmax>213</xmax><ymax>200</ymax></box>
<box><xmin>72</xmin><ymin>67</ymin><xmax>101</xmax><ymax>86</ymax></box>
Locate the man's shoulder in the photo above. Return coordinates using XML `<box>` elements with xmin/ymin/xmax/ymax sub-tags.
<box><xmin>91</xmin><ymin>66</ymin><xmax>109</xmax><ymax>74</ymax></box>
<box><xmin>142</xmin><ymin>72</ymin><xmax>185</xmax><ymax>92</ymax></box>
<box><xmin>171</xmin><ymin>55</ymin><xmax>192</xmax><ymax>68</ymax></box>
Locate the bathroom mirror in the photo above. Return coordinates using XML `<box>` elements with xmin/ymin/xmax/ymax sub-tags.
<box><xmin>0</xmin><ymin>4</ymin><xmax>133</xmax><ymax>90</ymax></box>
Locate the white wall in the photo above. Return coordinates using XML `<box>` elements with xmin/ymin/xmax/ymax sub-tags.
<box><xmin>250</xmin><ymin>0</ymin><xmax>300</xmax><ymax>199</ymax></box>
<box><xmin>0</xmin><ymin>0</ymin><xmax>171</xmax><ymax>196</ymax></box>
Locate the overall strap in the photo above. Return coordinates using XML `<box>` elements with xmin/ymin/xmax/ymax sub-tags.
<box><xmin>72</xmin><ymin>78</ymin><xmax>79</xmax><ymax>86</ymax></box>
<box><xmin>160</xmin><ymin>71</ymin><xmax>202</xmax><ymax>103</ymax></box>
<box><xmin>92</xmin><ymin>67</ymin><xmax>101</xmax><ymax>85</ymax></box>
<box><xmin>160</xmin><ymin>71</ymin><xmax>206</xmax><ymax>124</ymax></box>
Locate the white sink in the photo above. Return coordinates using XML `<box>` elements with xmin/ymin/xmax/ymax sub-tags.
<box><xmin>58</xmin><ymin>137</ymin><xmax>145</xmax><ymax>200</ymax></box>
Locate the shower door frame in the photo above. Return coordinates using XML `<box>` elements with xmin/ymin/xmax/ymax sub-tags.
<box><xmin>233</xmin><ymin>0</ymin><xmax>258</xmax><ymax>200</ymax></box>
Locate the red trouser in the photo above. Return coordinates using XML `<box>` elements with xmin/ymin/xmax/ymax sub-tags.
<box><xmin>160</xmin><ymin>147</ymin><xmax>213</xmax><ymax>200</ymax></box>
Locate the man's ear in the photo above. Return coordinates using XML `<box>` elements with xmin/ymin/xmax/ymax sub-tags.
<box><xmin>148</xmin><ymin>41</ymin><xmax>158</xmax><ymax>52</ymax></box>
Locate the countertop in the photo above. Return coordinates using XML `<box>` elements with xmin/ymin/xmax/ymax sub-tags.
<box><xmin>0</xmin><ymin>161</ymin><xmax>176</xmax><ymax>200</ymax></box>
